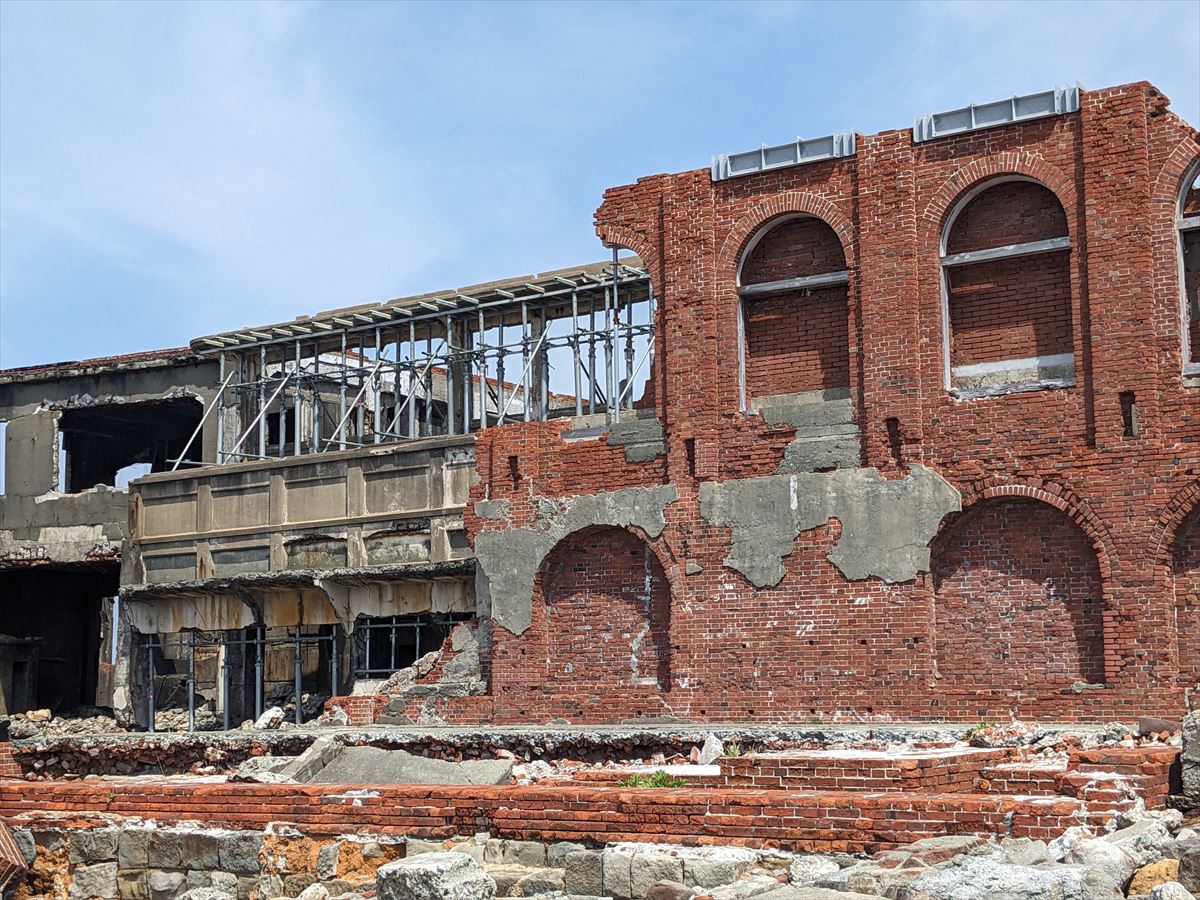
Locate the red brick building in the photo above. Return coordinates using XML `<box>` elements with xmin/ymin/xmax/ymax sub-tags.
<box><xmin>464</xmin><ymin>80</ymin><xmax>1200</xmax><ymax>725</ymax></box>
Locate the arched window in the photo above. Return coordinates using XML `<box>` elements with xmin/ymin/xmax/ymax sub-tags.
<box><xmin>940</xmin><ymin>179</ymin><xmax>1074</xmax><ymax>397</ymax></box>
<box><xmin>737</xmin><ymin>216</ymin><xmax>850</xmax><ymax>410</ymax></box>
<box><xmin>1179</xmin><ymin>166</ymin><xmax>1200</xmax><ymax>376</ymax></box>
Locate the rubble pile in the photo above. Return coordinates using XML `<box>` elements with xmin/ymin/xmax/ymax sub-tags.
<box><xmin>10</xmin><ymin>815</ymin><xmax>1200</xmax><ymax>900</ymax></box>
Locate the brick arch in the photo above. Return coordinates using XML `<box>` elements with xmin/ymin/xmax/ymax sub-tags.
<box><xmin>596</xmin><ymin>223</ymin><xmax>662</xmax><ymax>296</ymax></box>
<box><xmin>1150</xmin><ymin>138</ymin><xmax>1200</xmax><ymax>214</ymax></box>
<box><xmin>939</xmin><ymin>478</ymin><xmax>1117</xmax><ymax>586</ymax></box>
<box><xmin>1152</xmin><ymin>477</ymin><xmax>1200</xmax><ymax>569</ymax></box>
<box><xmin>718</xmin><ymin>192</ymin><xmax>857</xmax><ymax>280</ymax></box>
<box><xmin>920</xmin><ymin>152</ymin><xmax>1078</xmax><ymax>243</ymax></box>
<box><xmin>1167</xmin><ymin>499</ymin><xmax>1200</xmax><ymax>691</ymax></box>
<box><xmin>930</xmin><ymin>489</ymin><xmax>1108</xmax><ymax>694</ymax></box>
<box><xmin>536</xmin><ymin>524</ymin><xmax>672</xmax><ymax>692</ymax></box>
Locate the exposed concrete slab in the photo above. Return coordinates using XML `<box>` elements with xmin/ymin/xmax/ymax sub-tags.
<box><xmin>606</xmin><ymin>418</ymin><xmax>667</xmax><ymax>463</ymax></box>
<box><xmin>473</xmin><ymin>484</ymin><xmax>678</xmax><ymax>635</ymax></box>
<box><xmin>699</xmin><ymin>465</ymin><xmax>960</xmax><ymax>587</ymax></box>
<box><xmin>306</xmin><ymin>746</ymin><xmax>513</xmax><ymax>785</ymax></box>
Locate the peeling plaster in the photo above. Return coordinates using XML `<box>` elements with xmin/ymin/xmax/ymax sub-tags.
<box><xmin>699</xmin><ymin>465</ymin><xmax>960</xmax><ymax>587</ymax></box>
<box><xmin>473</xmin><ymin>484</ymin><xmax>678</xmax><ymax>635</ymax></box>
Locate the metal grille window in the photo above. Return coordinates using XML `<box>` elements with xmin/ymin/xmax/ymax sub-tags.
<box><xmin>352</xmin><ymin>613</ymin><xmax>472</xmax><ymax>678</ymax></box>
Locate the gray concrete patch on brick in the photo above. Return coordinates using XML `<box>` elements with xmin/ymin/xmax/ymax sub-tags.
<box><xmin>606</xmin><ymin>418</ymin><xmax>667</xmax><ymax>463</ymax></box>
<box><xmin>698</xmin><ymin>465</ymin><xmax>959</xmax><ymax>586</ymax></box>
<box><xmin>474</xmin><ymin>484</ymin><xmax>678</xmax><ymax>635</ymax></box>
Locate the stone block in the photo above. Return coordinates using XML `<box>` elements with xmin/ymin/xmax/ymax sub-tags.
<box><xmin>146</xmin><ymin>833</ymin><xmax>184</xmax><ymax>869</ymax></box>
<box><xmin>547</xmin><ymin>842</ymin><xmax>586</xmax><ymax>869</ymax></box>
<box><xmin>217</xmin><ymin>833</ymin><xmax>262</xmax><ymax>875</ymax></box>
<box><xmin>1180</xmin><ymin>842</ymin><xmax>1200</xmax><ymax>891</ymax></box>
<box><xmin>70</xmin><ymin>830</ymin><xmax>119</xmax><ymax>865</ymax></box>
<box><xmin>70</xmin><ymin>861</ymin><xmax>119</xmax><ymax>900</ymax></box>
<box><xmin>318</xmin><ymin>843</ymin><xmax>342</xmax><ymax>880</ymax></box>
<box><xmin>12</xmin><ymin>828</ymin><xmax>35</xmax><ymax>867</ymax></box>
<box><xmin>256</xmin><ymin>874</ymin><xmax>284</xmax><ymax>900</ymax></box>
<box><xmin>1103</xmin><ymin>820</ymin><xmax>1174</xmax><ymax>867</ymax></box>
<box><xmin>500</xmin><ymin>841</ymin><xmax>546</xmax><ymax>868</ymax></box>
<box><xmin>630</xmin><ymin>854</ymin><xmax>685</xmax><ymax>899</ymax></box>
<box><xmin>602</xmin><ymin>849</ymin><xmax>633</xmax><ymax>900</ymax></box>
<box><xmin>376</xmin><ymin>852</ymin><xmax>496</xmax><ymax>900</ymax></box>
<box><xmin>644</xmin><ymin>881</ymin><xmax>693</xmax><ymax>900</ymax></box>
<box><xmin>119</xmin><ymin>831</ymin><xmax>151</xmax><ymax>869</ymax></box>
<box><xmin>1130</xmin><ymin>859</ymin><xmax>1182</xmax><ymax>895</ymax></box>
<box><xmin>235</xmin><ymin>876</ymin><xmax>256</xmax><ymax>900</ymax></box>
<box><xmin>208</xmin><ymin>873</ymin><xmax>238</xmax><ymax>896</ymax></box>
<box><xmin>564</xmin><ymin>851</ymin><xmax>603</xmax><ymax>897</ymax></box>
<box><xmin>514</xmin><ymin>869</ymin><xmax>564</xmax><ymax>896</ymax></box>
<box><xmin>1066</xmin><ymin>838</ymin><xmax>1138</xmax><ymax>891</ymax></box>
<box><xmin>785</xmin><ymin>856</ymin><xmax>840</xmax><ymax>886</ymax></box>
<box><xmin>180</xmin><ymin>834</ymin><xmax>219</xmax><ymax>870</ymax></box>
<box><xmin>146</xmin><ymin>869</ymin><xmax>186</xmax><ymax>900</ymax></box>
<box><xmin>1149</xmin><ymin>884</ymin><xmax>1197</xmax><ymax>900</ymax></box>
<box><xmin>184</xmin><ymin>872</ymin><xmax>212</xmax><ymax>891</ymax></box>
<box><xmin>118</xmin><ymin>871</ymin><xmax>148</xmax><ymax>900</ymax></box>
<box><xmin>283</xmin><ymin>873</ymin><xmax>318</xmax><ymax>896</ymax></box>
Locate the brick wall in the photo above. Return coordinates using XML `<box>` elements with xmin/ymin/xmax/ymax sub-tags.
<box><xmin>744</xmin><ymin>287</ymin><xmax>850</xmax><ymax>395</ymax></box>
<box><xmin>487</xmin><ymin>525</ymin><xmax>672</xmax><ymax>723</ymax></box>
<box><xmin>718</xmin><ymin>747</ymin><xmax>1014</xmax><ymax>792</ymax></box>
<box><xmin>933</xmin><ymin>498</ymin><xmax>1106</xmax><ymax>694</ymax></box>
<box><xmin>945</xmin><ymin>181</ymin><xmax>1068</xmax><ymax>254</ymax></box>
<box><xmin>945</xmin><ymin>180</ymin><xmax>1073</xmax><ymax>367</ymax></box>
<box><xmin>0</xmin><ymin>744</ymin><xmax>21</xmax><ymax>780</ymax></box>
<box><xmin>0</xmin><ymin>781</ymin><xmax>1101</xmax><ymax>854</ymax></box>
<box><xmin>740</xmin><ymin>217</ymin><xmax>846</xmax><ymax>284</ymax></box>
<box><xmin>1174</xmin><ymin>510</ymin><xmax>1199</xmax><ymax>689</ymax></box>
<box><xmin>456</xmin><ymin>81</ymin><xmax>1200</xmax><ymax>725</ymax></box>
<box><xmin>947</xmin><ymin>253</ymin><xmax>1073</xmax><ymax>365</ymax></box>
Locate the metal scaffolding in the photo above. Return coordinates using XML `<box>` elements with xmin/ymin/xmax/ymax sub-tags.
<box><xmin>188</xmin><ymin>256</ymin><xmax>654</xmax><ymax>465</ymax></box>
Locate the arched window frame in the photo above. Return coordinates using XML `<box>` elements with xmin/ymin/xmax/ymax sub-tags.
<box><xmin>938</xmin><ymin>175</ymin><xmax>1073</xmax><ymax>394</ymax></box>
<box><xmin>735</xmin><ymin>214</ymin><xmax>850</xmax><ymax>412</ymax></box>
<box><xmin>1178</xmin><ymin>163</ymin><xmax>1200</xmax><ymax>379</ymax></box>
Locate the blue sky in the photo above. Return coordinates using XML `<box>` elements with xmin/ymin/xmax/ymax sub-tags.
<box><xmin>1</xmin><ymin>0</ymin><xmax>1197</xmax><ymax>369</ymax></box>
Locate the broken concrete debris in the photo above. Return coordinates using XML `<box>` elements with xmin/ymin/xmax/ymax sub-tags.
<box><xmin>308</xmin><ymin>747</ymin><xmax>513</xmax><ymax>786</ymax></box>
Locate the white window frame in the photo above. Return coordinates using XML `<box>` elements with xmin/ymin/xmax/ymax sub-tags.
<box><xmin>1178</xmin><ymin>164</ymin><xmax>1200</xmax><ymax>379</ymax></box>
<box><xmin>735</xmin><ymin>214</ymin><xmax>849</xmax><ymax>412</ymax></box>
<box><xmin>939</xmin><ymin>176</ymin><xmax>1073</xmax><ymax>395</ymax></box>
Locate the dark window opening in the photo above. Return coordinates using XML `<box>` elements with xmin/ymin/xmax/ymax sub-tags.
<box><xmin>1120</xmin><ymin>391</ymin><xmax>1138</xmax><ymax>437</ymax></box>
<box><xmin>0</xmin><ymin>566</ymin><xmax>114</xmax><ymax>714</ymax></box>
<box><xmin>352</xmin><ymin>613</ymin><xmax>471</xmax><ymax>678</ymax></box>
<box><xmin>58</xmin><ymin>398</ymin><xmax>204</xmax><ymax>493</ymax></box>
<box><xmin>265</xmin><ymin>407</ymin><xmax>296</xmax><ymax>449</ymax></box>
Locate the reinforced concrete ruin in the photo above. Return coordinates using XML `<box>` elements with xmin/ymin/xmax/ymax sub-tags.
<box><xmin>3</xmin><ymin>76</ymin><xmax>1200</xmax><ymax>900</ymax></box>
<box><xmin>1</xmin><ymin>79</ymin><xmax>1199</xmax><ymax>733</ymax></box>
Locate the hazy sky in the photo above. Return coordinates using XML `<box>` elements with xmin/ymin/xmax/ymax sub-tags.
<box><xmin>1</xmin><ymin>0</ymin><xmax>1197</xmax><ymax>368</ymax></box>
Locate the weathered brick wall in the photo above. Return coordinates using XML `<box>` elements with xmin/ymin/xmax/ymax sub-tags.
<box><xmin>946</xmin><ymin>254</ymin><xmax>1073</xmax><ymax>365</ymax></box>
<box><xmin>0</xmin><ymin>781</ymin><xmax>1103</xmax><ymax>854</ymax></box>
<box><xmin>744</xmin><ymin>288</ymin><xmax>850</xmax><ymax>396</ymax></box>
<box><xmin>1173</xmin><ymin>510</ymin><xmax>1199</xmax><ymax>689</ymax></box>
<box><xmin>932</xmin><ymin>498</ymin><xmax>1106</xmax><ymax>695</ymax></box>
<box><xmin>488</xmin><ymin>525</ymin><xmax>673</xmax><ymax>723</ymax></box>
<box><xmin>0</xmin><ymin>744</ymin><xmax>21</xmax><ymax>780</ymax></box>
<box><xmin>459</xmin><ymin>81</ymin><xmax>1200</xmax><ymax>725</ymax></box>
